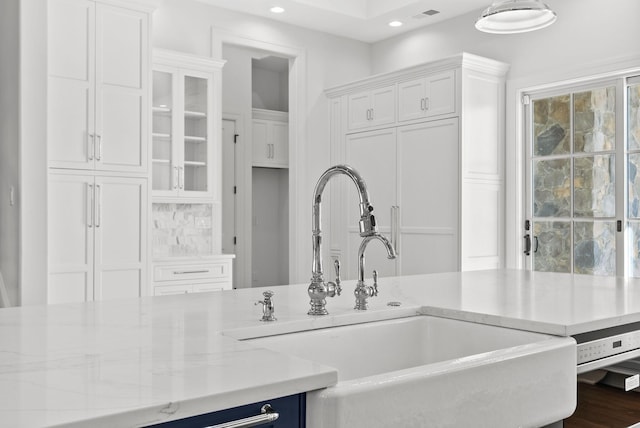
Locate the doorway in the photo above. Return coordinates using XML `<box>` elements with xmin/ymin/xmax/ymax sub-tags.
<box><xmin>219</xmin><ymin>30</ymin><xmax>309</xmax><ymax>288</ymax></box>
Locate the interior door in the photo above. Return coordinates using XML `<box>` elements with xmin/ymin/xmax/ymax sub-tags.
<box><xmin>344</xmin><ymin>128</ymin><xmax>397</xmax><ymax>280</ymax></box>
<box><xmin>222</xmin><ymin>118</ymin><xmax>237</xmax><ymax>288</ymax></box>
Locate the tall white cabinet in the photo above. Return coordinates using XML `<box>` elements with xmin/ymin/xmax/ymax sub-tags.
<box><xmin>47</xmin><ymin>0</ymin><xmax>154</xmax><ymax>303</ymax></box>
<box><xmin>150</xmin><ymin>50</ymin><xmax>233</xmax><ymax>296</ymax></box>
<box><xmin>326</xmin><ymin>53</ymin><xmax>509</xmax><ymax>279</ymax></box>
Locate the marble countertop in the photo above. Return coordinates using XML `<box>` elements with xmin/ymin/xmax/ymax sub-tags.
<box><xmin>3</xmin><ymin>269</ymin><xmax>640</xmax><ymax>427</ymax></box>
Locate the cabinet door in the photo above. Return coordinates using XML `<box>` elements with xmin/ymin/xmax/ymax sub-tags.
<box><xmin>348</xmin><ymin>85</ymin><xmax>396</xmax><ymax>131</ymax></box>
<box><xmin>398</xmin><ymin>78</ymin><xmax>427</xmax><ymax>122</ymax></box>
<box><xmin>95</xmin><ymin>4</ymin><xmax>148</xmax><ymax>173</ymax></box>
<box><xmin>48</xmin><ymin>0</ymin><xmax>96</xmax><ymax>170</ymax></box>
<box><xmin>396</xmin><ymin>119</ymin><xmax>459</xmax><ymax>275</ymax></box>
<box><xmin>182</xmin><ymin>71</ymin><xmax>213</xmax><ymax>197</ymax></box>
<box><xmin>93</xmin><ymin>176</ymin><xmax>147</xmax><ymax>300</ymax></box>
<box><xmin>48</xmin><ymin>173</ymin><xmax>95</xmax><ymax>303</ymax></box>
<box><xmin>425</xmin><ymin>70</ymin><xmax>456</xmax><ymax>118</ymax></box>
<box><xmin>370</xmin><ymin>85</ymin><xmax>396</xmax><ymax>126</ymax></box>
<box><xmin>152</xmin><ymin>68</ymin><xmax>179</xmax><ymax>194</ymax></box>
<box><xmin>347</xmin><ymin>91</ymin><xmax>372</xmax><ymax>131</ymax></box>
<box><xmin>252</xmin><ymin>119</ymin><xmax>270</xmax><ymax>166</ymax></box>
<box><xmin>344</xmin><ymin>128</ymin><xmax>398</xmax><ymax>279</ymax></box>
<box><xmin>271</xmin><ymin>121</ymin><xmax>289</xmax><ymax>167</ymax></box>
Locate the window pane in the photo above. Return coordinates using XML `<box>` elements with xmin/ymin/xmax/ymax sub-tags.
<box><xmin>574</xmin><ymin>221</ymin><xmax>616</xmax><ymax>275</ymax></box>
<box><xmin>533</xmin><ymin>159</ymin><xmax>571</xmax><ymax>217</ymax></box>
<box><xmin>628</xmin><ymin>222</ymin><xmax>640</xmax><ymax>277</ymax></box>
<box><xmin>533</xmin><ymin>221</ymin><xmax>571</xmax><ymax>273</ymax></box>
<box><xmin>533</xmin><ymin>95</ymin><xmax>570</xmax><ymax>156</ymax></box>
<box><xmin>629</xmin><ymin>154</ymin><xmax>640</xmax><ymax>218</ymax></box>
<box><xmin>573</xmin><ymin>155</ymin><xmax>615</xmax><ymax>218</ymax></box>
<box><xmin>574</xmin><ymin>87</ymin><xmax>616</xmax><ymax>153</ymax></box>
<box><xmin>628</xmin><ymin>84</ymin><xmax>640</xmax><ymax>150</ymax></box>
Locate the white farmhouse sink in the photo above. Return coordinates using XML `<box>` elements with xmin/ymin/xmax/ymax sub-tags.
<box><xmin>244</xmin><ymin>316</ymin><xmax>576</xmax><ymax>428</ymax></box>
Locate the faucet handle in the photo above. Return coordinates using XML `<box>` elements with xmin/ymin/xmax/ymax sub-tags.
<box><xmin>334</xmin><ymin>259</ymin><xmax>342</xmax><ymax>296</ymax></box>
<box><xmin>255</xmin><ymin>290</ymin><xmax>276</xmax><ymax>322</ymax></box>
<box><xmin>372</xmin><ymin>270</ymin><xmax>379</xmax><ymax>296</ymax></box>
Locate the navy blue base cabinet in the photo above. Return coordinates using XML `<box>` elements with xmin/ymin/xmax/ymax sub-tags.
<box><xmin>147</xmin><ymin>393</ymin><xmax>306</xmax><ymax>428</ymax></box>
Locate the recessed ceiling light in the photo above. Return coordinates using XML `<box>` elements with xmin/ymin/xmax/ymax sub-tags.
<box><xmin>388</xmin><ymin>21</ymin><xmax>403</xmax><ymax>27</ymax></box>
<box><xmin>270</xmin><ymin>6</ymin><xmax>285</xmax><ymax>14</ymax></box>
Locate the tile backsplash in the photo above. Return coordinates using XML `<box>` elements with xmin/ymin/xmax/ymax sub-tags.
<box><xmin>152</xmin><ymin>203</ymin><xmax>213</xmax><ymax>258</ymax></box>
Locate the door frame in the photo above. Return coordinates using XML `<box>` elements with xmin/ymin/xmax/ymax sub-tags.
<box><xmin>506</xmin><ymin>56</ymin><xmax>640</xmax><ymax>270</ymax></box>
<box><xmin>212</xmin><ymin>29</ymin><xmax>307</xmax><ymax>287</ymax></box>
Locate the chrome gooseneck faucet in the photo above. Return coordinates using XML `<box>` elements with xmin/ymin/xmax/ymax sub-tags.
<box><xmin>308</xmin><ymin>164</ymin><xmax>394</xmax><ymax>315</ymax></box>
<box><xmin>355</xmin><ymin>234</ymin><xmax>396</xmax><ymax>310</ymax></box>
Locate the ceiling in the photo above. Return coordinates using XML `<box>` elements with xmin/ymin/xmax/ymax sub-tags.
<box><xmin>195</xmin><ymin>0</ymin><xmax>491</xmax><ymax>43</ymax></box>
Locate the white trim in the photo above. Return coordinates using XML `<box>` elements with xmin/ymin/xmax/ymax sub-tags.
<box><xmin>212</xmin><ymin>28</ymin><xmax>308</xmax><ymax>285</ymax></box>
<box><xmin>506</xmin><ymin>54</ymin><xmax>640</xmax><ymax>270</ymax></box>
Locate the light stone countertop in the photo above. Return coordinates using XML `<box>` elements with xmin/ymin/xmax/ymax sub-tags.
<box><xmin>2</xmin><ymin>269</ymin><xmax>640</xmax><ymax>427</ymax></box>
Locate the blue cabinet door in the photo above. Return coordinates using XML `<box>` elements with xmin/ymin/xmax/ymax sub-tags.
<box><xmin>147</xmin><ymin>393</ymin><xmax>305</xmax><ymax>428</ymax></box>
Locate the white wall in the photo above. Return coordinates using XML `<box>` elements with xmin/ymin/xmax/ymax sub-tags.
<box><xmin>153</xmin><ymin>0</ymin><xmax>371</xmax><ymax>283</ymax></box>
<box><xmin>0</xmin><ymin>0</ymin><xmax>20</xmax><ymax>307</ymax></box>
<box><xmin>372</xmin><ymin>0</ymin><xmax>640</xmax><ymax>80</ymax></box>
<box><xmin>371</xmin><ymin>0</ymin><xmax>640</xmax><ymax>269</ymax></box>
<box><xmin>252</xmin><ymin>64</ymin><xmax>289</xmax><ymax>111</ymax></box>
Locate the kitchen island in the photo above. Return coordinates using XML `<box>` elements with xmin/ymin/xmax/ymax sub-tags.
<box><xmin>2</xmin><ymin>269</ymin><xmax>640</xmax><ymax>427</ymax></box>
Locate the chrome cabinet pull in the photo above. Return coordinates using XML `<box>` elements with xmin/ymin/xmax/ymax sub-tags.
<box><xmin>205</xmin><ymin>404</ymin><xmax>279</xmax><ymax>428</ymax></box>
<box><xmin>173</xmin><ymin>270</ymin><xmax>209</xmax><ymax>275</ymax></box>
<box><xmin>96</xmin><ymin>135</ymin><xmax>102</xmax><ymax>161</ymax></box>
<box><xmin>420</xmin><ymin>98</ymin><xmax>425</xmax><ymax>111</ymax></box>
<box><xmin>87</xmin><ymin>184</ymin><xmax>94</xmax><ymax>228</ymax></box>
<box><xmin>425</xmin><ymin>97</ymin><xmax>430</xmax><ymax>110</ymax></box>
<box><xmin>178</xmin><ymin>166</ymin><xmax>184</xmax><ymax>189</ymax></box>
<box><xmin>88</xmin><ymin>134</ymin><xmax>95</xmax><ymax>161</ymax></box>
<box><xmin>95</xmin><ymin>184</ymin><xmax>101</xmax><ymax>228</ymax></box>
<box><xmin>266</xmin><ymin>143</ymin><xmax>270</xmax><ymax>159</ymax></box>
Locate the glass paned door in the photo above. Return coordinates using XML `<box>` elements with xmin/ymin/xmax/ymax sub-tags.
<box><xmin>152</xmin><ymin>70</ymin><xmax>174</xmax><ymax>191</ymax></box>
<box><xmin>627</xmin><ymin>81</ymin><xmax>640</xmax><ymax>276</ymax></box>
<box><xmin>528</xmin><ymin>85</ymin><xmax>619</xmax><ymax>275</ymax></box>
<box><xmin>183</xmin><ymin>75</ymin><xmax>208</xmax><ymax>192</ymax></box>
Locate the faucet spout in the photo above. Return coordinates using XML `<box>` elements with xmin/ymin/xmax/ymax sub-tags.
<box><xmin>308</xmin><ymin>164</ymin><xmax>377</xmax><ymax>316</ymax></box>
<box><xmin>357</xmin><ymin>234</ymin><xmax>396</xmax><ymax>283</ymax></box>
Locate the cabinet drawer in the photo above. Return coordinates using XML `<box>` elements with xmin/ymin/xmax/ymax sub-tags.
<box><xmin>154</xmin><ymin>262</ymin><xmax>230</xmax><ymax>282</ymax></box>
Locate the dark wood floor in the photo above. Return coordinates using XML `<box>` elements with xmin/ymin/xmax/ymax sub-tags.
<box><xmin>565</xmin><ymin>382</ymin><xmax>640</xmax><ymax>427</ymax></box>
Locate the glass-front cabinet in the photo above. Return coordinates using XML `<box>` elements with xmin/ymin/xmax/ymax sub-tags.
<box><xmin>152</xmin><ymin>50</ymin><xmax>224</xmax><ymax>200</ymax></box>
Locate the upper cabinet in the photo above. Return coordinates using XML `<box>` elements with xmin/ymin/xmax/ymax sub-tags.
<box><xmin>152</xmin><ymin>50</ymin><xmax>225</xmax><ymax>201</ymax></box>
<box><xmin>347</xmin><ymin>84</ymin><xmax>396</xmax><ymax>131</ymax></box>
<box><xmin>397</xmin><ymin>70</ymin><xmax>456</xmax><ymax>122</ymax></box>
<box><xmin>252</xmin><ymin>109</ymin><xmax>289</xmax><ymax>168</ymax></box>
<box><xmin>48</xmin><ymin>0</ymin><xmax>149</xmax><ymax>173</ymax></box>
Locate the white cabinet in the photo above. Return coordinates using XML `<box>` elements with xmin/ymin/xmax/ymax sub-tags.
<box><xmin>398</xmin><ymin>70</ymin><xmax>456</xmax><ymax>122</ymax></box>
<box><xmin>252</xmin><ymin>109</ymin><xmax>289</xmax><ymax>168</ymax></box>
<box><xmin>152</xmin><ymin>257</ymin><xmax>234</xmax><ymax>295</ymax></box>
<box><xmin>152</xmin><ymin>50</ymin><xmax>225</xmax><ymax>200</ymax></box>
<box><xmin>347</xmin><ymin>85</ymin><xmax>395</xmax><ymax>131</ymax></box>
<box><xmin>327</xmin><ymin>53</ymin><xmax>509</xmax><ymax>278</ymax></box>
<box><xmin>48</xmin><ymin>0</ymin><xmax>149</xmax><ymax>173</ymax></box>
<box><xmin>345</xmin><ymin>119</ymin><xmax>459</xmax><ymax>277</ymax></box>
<box><xmin>48</xmin><ymin>173</ymin><xmax>148</xmax><ymax>303</ymax></box>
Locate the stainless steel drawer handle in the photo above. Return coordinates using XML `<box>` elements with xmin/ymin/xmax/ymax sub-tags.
<box><xmin>173</xmin><ymin>270</ymin><xmax>209</xmax><ymax>275</ymax></box>
<box><xmin>205</xmin><ymin>404</ymin><xmax>279</xmax><ymax>428</ymax></box>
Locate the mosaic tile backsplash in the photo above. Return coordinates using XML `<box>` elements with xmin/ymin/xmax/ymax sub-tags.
<box><xmin>152</xmin><ymin>203</ymin><xmax>213</xmax><ymax>258</ymax></box>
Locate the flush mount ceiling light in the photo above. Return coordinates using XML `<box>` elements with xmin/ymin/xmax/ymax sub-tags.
<box><xmin>475</xmin><ymin>0</ymin><xmax>557</xmax><ymax>34</ymax></box>
<box><xmin>388</xmin><ymin>20</ymin><xmax>403</xmax><ymax>27</ymax></box>
<box><xmin>270</xmin><ymin>6</ymin><xmax>285</xmax><ymax>13</ymax></box>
